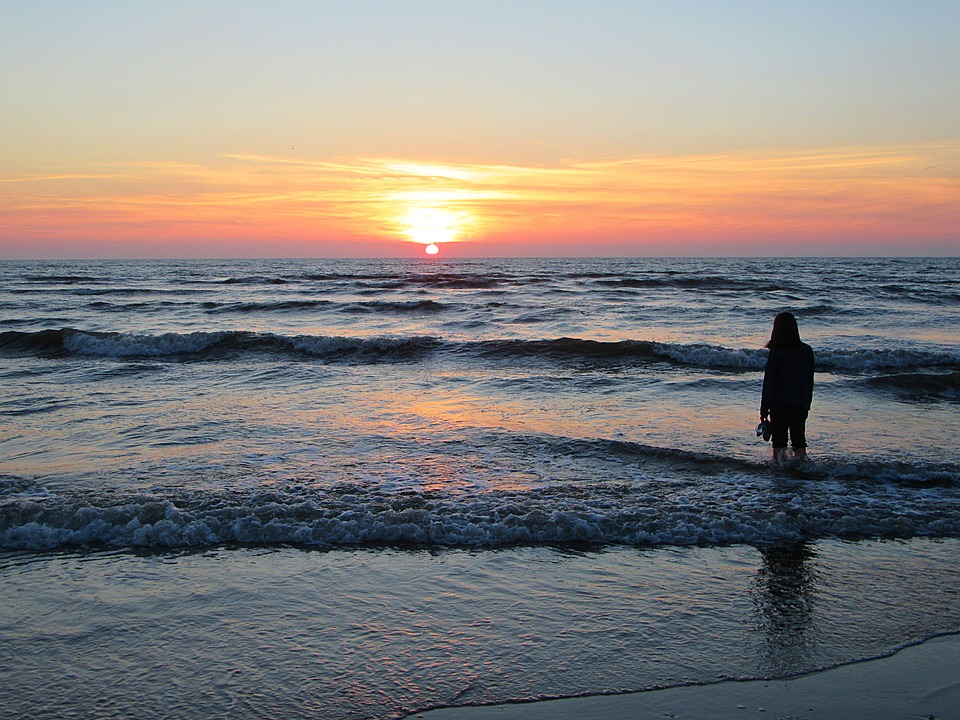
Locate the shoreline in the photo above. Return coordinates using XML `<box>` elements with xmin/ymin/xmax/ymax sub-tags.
<box><xmin>406</xmin><ymin>632</ymin><xmax>960</xmax><ymax>720</ymax></box>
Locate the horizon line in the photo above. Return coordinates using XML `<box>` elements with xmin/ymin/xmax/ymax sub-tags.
<box><xmin>2</xmin><ymin>253</ymin><xmax>958</xmax><ymax>262</ymax></box>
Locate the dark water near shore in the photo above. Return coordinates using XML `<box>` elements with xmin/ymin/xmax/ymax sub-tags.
<box><xmin>2</xmin><ymin>540</ymin><xmax>959</xmax><ymax>720</ymax></box>
<box><xmin>1</xmin><ymin>257</ymin><xmax>958</xmax><ymax>718</ymax></box>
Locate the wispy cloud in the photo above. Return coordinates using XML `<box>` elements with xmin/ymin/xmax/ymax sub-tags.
<box><xmin>2</xmin><ymin>143</ymin><xmax>958</xmax><ymax>252</ymax></box>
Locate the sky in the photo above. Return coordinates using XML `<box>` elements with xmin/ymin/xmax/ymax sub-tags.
<box><xmin>1</xmin><ymin>0</ymin><xmax>958</xmax><ymax>258</ymax></box>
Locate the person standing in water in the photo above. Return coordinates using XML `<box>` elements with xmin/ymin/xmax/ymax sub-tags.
<box><xmin>760</xmin><ymin>312</ymin><xmax>815</xmax><ymax>464</ymax></box>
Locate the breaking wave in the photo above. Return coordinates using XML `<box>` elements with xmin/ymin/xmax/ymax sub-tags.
<box><xmin>3</xmin><ymin>329</ymin><xmax>958</xmax><ymax>374</ymax></box>
<box><xmin>1</xmin><ymin>445</ymin><xmax>957</xmax><ymax>551</ymax></box>
<box><xmin>862</xmin><ymin>371</ymin><xmax>960</xmax><ymax>402</ymax></box>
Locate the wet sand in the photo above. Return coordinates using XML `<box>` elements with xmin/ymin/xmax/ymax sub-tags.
<box><xmin>407</xmin><ymin>632</ymin><xmax>960</xmax><ymax>720</ymax></box>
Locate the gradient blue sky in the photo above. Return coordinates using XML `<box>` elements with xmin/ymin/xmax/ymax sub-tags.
<box><xmin>2</xmin><ymin>1</ymin><xmax>958</xmax><ymax>257</ymax></box>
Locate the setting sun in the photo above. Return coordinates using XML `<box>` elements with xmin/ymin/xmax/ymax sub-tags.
<box><xmin>398</xmin><ymin>205</ymin><xmax>472</xmax><ymax>246</ymax></box>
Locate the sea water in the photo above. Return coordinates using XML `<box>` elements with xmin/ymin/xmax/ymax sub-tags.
<box><xmin>1</xmin><ymin>257</ymin><xmax>959</xmax><ymax>718</ymax></box>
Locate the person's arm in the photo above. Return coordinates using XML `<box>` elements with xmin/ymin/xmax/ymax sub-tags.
<box><xmin>760</xmin><ymin>351</ymin><xmax>776</xmax><ymax>419</ymax></box>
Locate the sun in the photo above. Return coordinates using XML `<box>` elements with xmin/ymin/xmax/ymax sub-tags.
<box><xmin>398</xmin><ymin>206</ymin><xmax>471</xmax><ymax>247</ymax></box>
<box><xmin>424</xmin><ymin>243</ymin><xmax>440</xmax><ymax>255</ymax></box>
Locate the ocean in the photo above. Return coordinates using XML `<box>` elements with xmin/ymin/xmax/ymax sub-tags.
<box><xmin>1</xmin><ymin>256</ymin><xmax>958</xmax><ymax>719</ymax></box>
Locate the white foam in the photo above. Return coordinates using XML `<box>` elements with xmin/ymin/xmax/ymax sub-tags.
<box><xmin>654</xmin><ymin>343</ymin><xmax>767</xmax><ymax>370</ymax></box>
<box><xmin>3</xmin><ymin>470</ymin><xmax>958</xmax><ymax>552</ymax></box>
<box><xmin>63</xmin><ymin>330</ymin><xmax>229</xmax><ymax>357</ymax></box>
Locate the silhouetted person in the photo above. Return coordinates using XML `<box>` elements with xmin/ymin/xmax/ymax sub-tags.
<box><xmin>760</xmin><ymin>312</ymin><xmax>814</xmax><ymax>464</ymax></box>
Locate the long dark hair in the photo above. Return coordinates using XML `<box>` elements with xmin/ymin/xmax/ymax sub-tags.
<box><xmin>766</xmin><ymin>311</ymin><xmax>802</xmax><ymax>349</ymax></box>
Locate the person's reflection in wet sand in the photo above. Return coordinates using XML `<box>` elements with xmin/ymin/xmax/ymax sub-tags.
<box><xmin>751</xmin><ymin>541</ymin><xmax>818</xmax><ymax>675</ymax></box>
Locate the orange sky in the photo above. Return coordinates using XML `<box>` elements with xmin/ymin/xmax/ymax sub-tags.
<box><xmin>2</xmin><ymin>143</ymin><xmax>958</xmax><ymax>257</ymax></box>
<box><xmin>2</xmin><ymin>3</ymin><xmax>958</xmax><ymax>258</ymax></box>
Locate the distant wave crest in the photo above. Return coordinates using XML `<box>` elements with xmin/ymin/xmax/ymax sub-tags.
<box><xmin>2</xmin><ymin>329</ymin><xmax>959</xmax><ymax>374</ymax></box>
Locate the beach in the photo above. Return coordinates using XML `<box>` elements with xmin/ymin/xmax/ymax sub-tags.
<box><xmin>3</xmin><ymin>539</ymin><xmax>960</xmax><ymax>719</ymax></box>
<box><xmin>4</xmin><ymin>0</ymin><xmax>960</xmax><ymax>714</ymax></box>
<box><xmin>5</xmin><ymin>0</ymin><xmax>960</xmax><ymax>714</ymax></box>
<box><xmin>2</xmin><ymin>257</ymin><xmax>959</xmax><ymax>718</ymax></box>
<box><xmin>407</xmin><ymin>633</ymin><xmax>960</xmax><ymax>720</ymax></box>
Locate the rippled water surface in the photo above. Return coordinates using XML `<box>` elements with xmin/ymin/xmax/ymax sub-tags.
<box><xmin>2</xmin><ymin>539</ymin><xmax>959</xmax><ymax>720</ymax></box>
<box><xmin>2</xmin><ymin>257</ymin><xmax>958</xmax><ymax>550</ymax></box>
<box><xmin>1</xmin><ymin>257</ymin><xmax>958</xmax><ymax>718</ymax></box>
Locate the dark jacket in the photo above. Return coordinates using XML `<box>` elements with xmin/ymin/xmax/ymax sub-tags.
<box><xmin>761</xmin><ymin>342</ymin><xmax>814</xmax><ymax>416</ymax></box>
